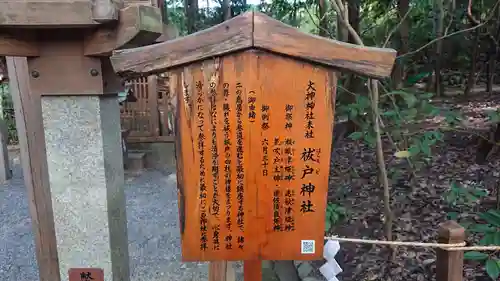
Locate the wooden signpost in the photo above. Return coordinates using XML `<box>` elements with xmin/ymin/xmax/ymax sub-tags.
<box><xmin>0</xmin><ymin>1</ymin><xmax>164</xmax><ymax>281</ymax></box>
<box><xmin>111</xmin><ymin>10</ymin><xmax>396</xmax><ymax>277</ymax></box>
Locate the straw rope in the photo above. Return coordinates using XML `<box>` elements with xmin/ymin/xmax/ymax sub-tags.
<box><xmin>324</xmin><ymin>236</ymin><xmax>500</xmax><ymax>251</ymax></box>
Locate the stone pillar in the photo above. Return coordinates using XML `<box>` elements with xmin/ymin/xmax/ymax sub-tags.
<box><xmin>41</xmin><ymin>95</ymin><xmax>129</xmax><ymax>281</ymax></box>
<box><xmin>1</xmin><ymin>1</ymin><xmax>162</xmax><ymax>279</ymax></box>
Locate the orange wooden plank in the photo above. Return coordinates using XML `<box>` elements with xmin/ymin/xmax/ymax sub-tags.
<box><xmin>244</xmin><ymin>261</ymin><xmax>262</xmax><ymax>281</ymax></box>
<box><xmin>172</xmin><ymin>50</ymin><xmax>335</xmax><ymax>261</ymax></box>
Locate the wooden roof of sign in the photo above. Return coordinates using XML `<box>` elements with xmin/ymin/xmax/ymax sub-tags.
<box><xmin>111</xmin><ymin>11</ymin><xmax>397</xmax><ymax>78</ymax></box>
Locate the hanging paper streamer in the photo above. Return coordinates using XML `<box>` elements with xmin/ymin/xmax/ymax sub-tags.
<box><xmin>320</xmin><ymin>240</ymin><xmax>342</xmax><ymax>281</ymax></box>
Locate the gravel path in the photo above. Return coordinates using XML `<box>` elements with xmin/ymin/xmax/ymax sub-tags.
<box><xmin>0</xmin><ymin>153</ymin><xmax>219</xmax><ymax>281</ymax></box>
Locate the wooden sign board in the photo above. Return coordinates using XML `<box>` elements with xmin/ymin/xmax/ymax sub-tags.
<box><xmin>68</xmin><ymin>268</ymin><xmax>104</xmax><ymax>281</ymax></box>
<box><xmin>173</xmin><ymin>49</ymin><xmax>335</xmax><ymax>261</ymax></box>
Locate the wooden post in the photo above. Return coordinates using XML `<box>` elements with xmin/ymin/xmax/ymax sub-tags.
<box><xmin>7</xmin><ymin>56</ymin><xmax>61</xmax><ymax>281</ymax></box>
<box><xmin>244</xmin><ymin>261</ymin><xmax>262</xmax><ymax>281</ymax></box>
<box><xmin>0</xmin><ymin>2</ymin><xmax>163</xmax><ymax>281</ymax></box>
<box><xmin>436</xmin><ymin>220</ymin><xmax>465</xmax><ymax>281</ymax></box>
<box><xmin>147</xmin><ymin>75</ymin><xmax>160</xmax><ymax>137</ymax></box>
<box><xmin>209</xmin><ymin>261</ymin><xmax>236</xmax><ymax>281</ymax></box>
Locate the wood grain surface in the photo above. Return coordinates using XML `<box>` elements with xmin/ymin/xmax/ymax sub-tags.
<box><xmin>111</xmin><ymin>11</ymin><xmax>396</xmax><ymax>79</ymax></box>
<box><xmin>171</xmin><ymin>50</ymin><xmax>335</xmax><ymax>261</ymax></box>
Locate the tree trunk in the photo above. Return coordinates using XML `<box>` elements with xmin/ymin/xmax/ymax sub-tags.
<box><xmin>434</xmin><ymin>0</ymin><xmax>445</xmax><ymax>96</ymax></box>
<box><xmin>318</xmin><ymin>0</ymin><xmax>328</xmax><ymax>36</ymax></box>
<box><xmin>391</xmin><ymin>0</ymin><xmax>409</xmax><ymax>89</ymax></box>
<box><xmin>185</xmin><ymin>0</ymin><xmax>198</xmax><ymax>34</ymax></box>
<box><xmin>0</xmin><ymin>57</ymin><xmax>6</xmax><ymax>82</ymax></box>
<box><xmin>290</xmin><ymin>0</ymin><xmax>298</xmax><ymax>26</ymax></box>
<box><xmin>336</xmin><ymin>0</ymin><xmax>348</xmax><ymax>41</ymax></box>
<box><xmin>464</xmin><ymin>29</ymin><xmax>480</xmax><ymax>96</ymax></box>
<box><xmin>222</xmin><ymin>0</ymin><xmax>230</xmax><ymax>20</ymax></box>
<box><xmin>347</xmin><ymin>0</ymin><xmax>360</xmax><ymax>44</ymax></box>
<box><xmin>486</xmin><ymin>7</ymin><xmax>500</xmax><ymax>94</ymax></box>
<box><xmin>158</xmin><ymin>0</ymin><xmax>167</xmax><ymax>24</ymax></box>
<box><xmin>346</xmin><ymin>0</ymin><xmax>363</xmax><ymax>96</ymax></box>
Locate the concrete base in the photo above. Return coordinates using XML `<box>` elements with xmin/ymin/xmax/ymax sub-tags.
<box><xmin>41</xmin><ymin>96</ymin><xmax>130</xmax><ymax>281</ymax></box>
<box><xmin>126</xmin><ymin>151</ymin><xmax>146</xmax><ymax>171</ymax></box>
<box><xmin>128</xmin><ymin>142</ymin><xmax>176</xmax><ymax>171</ymax></box>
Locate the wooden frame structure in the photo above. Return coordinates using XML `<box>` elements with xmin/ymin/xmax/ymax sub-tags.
<box><xmin>121</xmin><ymin>74</ymin><xmax>176</xmax><ymax>143</ymax></box>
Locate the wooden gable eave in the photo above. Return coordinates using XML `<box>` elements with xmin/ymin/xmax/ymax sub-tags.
<box><xmin>110</xmin><ymin>12</ymin><xmax>254</xmax><ymax>77</ymax></box>
<box><xmin>252</xmin><ymin>11</ymin><xmax>397</xmax><ymax>79</ymax></box>
<box><xmin>0</xmin><ymin>30</ymin><xmax>39</xmax><ymax>57</ymax></box>
<box><xmin>84</xmin><ymin>5</ymin><xmax>163</xmax><ymax>56</ymax></box>
<box><xmin>110</xmin><ymin>11</ymin><xmax>397</xmax><ymax>79</ymax></box>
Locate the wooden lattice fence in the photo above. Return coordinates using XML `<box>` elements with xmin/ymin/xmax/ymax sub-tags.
<box><xmin>120</xmin><ymin>74</ymin><xmax>175</xmax><ymax>143</ymax></box>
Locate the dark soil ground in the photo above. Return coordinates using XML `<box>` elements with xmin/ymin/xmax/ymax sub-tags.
<box><xmin>327</xmin><ymin>92</ymin><xmax>500</xmax><ymax>281</ymax></box>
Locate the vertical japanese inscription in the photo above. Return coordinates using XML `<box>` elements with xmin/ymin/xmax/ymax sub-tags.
<box><xmin>235</xmin><ymin>82</ymin><xmax>245</xmax><ymax>249</ymax></box>
<box><xmin>284</xmin><ymin>189</ymin><xmax>295</xmax><ymax>231</ymax></box>
<box><xmin>209</xmin><ymin>80</ymin><xmax>221</xmax><ymax>251</ymax></box>
<box><xmin>273</xmin><ymin>188</ymin><xmax>281</xmax><ymax>231</ymax></box>
<box><xmin>262</xmin><ymin>104</ymin><xmax>270</xmax><ymax>130</ymax></box>
<box><xmin>196</xmin><ymin>81</ymin><xmax>208</xmax><ymax>251</ymax></box>
<box><xmin>261</xmin><ymin>104</ymin><xmax>271</xmax><ymax>177</ymax></box>
<box><xmin>300</xmin><ymin>80</ymin><xmax>320</xmax><ymax>214</ymax></box>
<box><xmin>285</xmin><ymin>104</ymin><xmax>293</xmax><ymax>130</ymax></box>
<box><xmin>283</xmin><ymin>137</ymin><xmax>295</xmax><ymax>181</ymax></box>
<box><xmin>281</xmin><ymin>103</ymin><xmax>297</xmax><ymax>232</ymax></box>
<box><xmin>272</xmin><ymin>137</ymin><xmax>283</xmax><ymax>232</ymax></box>
<box><xmin>305</xmin><ymin>80</ymin><xmax>316</xmax><ymax>139</ymax></box>
<box><xmin>262</xmin><ymin>138</ymin><xmax>269</xmax><ymax>177</ymax></box>
<box><xmin>222</xmin><ymin>83</ymin><xmax>233</xmax><ymax>250</ymax></box>
<box><xmin>248</xmin><ymin>91</ymin><xmax>257</xmax><ymax>123</ymax></box>
<box><xmin>270</xmin><ymin>110</ymin><xmax>297</xmax><ymax>233</ymax></box>
<box><xmin>273</xmin><ymin>137</ymin><xmax>283</xmax><ymax>182</ymax></box>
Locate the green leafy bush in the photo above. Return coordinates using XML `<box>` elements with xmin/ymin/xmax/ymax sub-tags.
<box><xmin>445</xmin><ymin>182</ymin><xmax>500</xmax><ymax>280</ymax></box>
<box><xmin>325</xmin><ymin>202</ymin><xmax>347</xmax><ymax>233</ymax></box>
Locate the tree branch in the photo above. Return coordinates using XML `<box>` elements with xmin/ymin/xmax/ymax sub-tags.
<box><xmin>382</xmin><ymin>6</ymin><xmax>413</xmax><ymax>48</ymax></box>
<box><xmin>328</xmin><ymin>0</ymin><xmax>394</xmax><ymax>243</ymax></box>
<box><xmin>399</xmin><ymin>0</ymin><xmax>500</xmax><ymax>58</ymax></box>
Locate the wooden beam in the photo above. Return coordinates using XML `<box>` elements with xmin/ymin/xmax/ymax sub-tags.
<box><xmin>126</xmin><ymin>135</ymin><xmax>175</xmax><ymax>143</ymax></box>
<box><xmin>92</xmin><ymin>0</ymin><xmax>124</xmax><ymax>23</ymax></box>
<box><xmin>110</xmin><ymin>12</ymin><xmax>253</xmax><ymax>76</ymax></box>
<box><xmin>6</xmin><ymin>56</ymin><xmax>61</xmax><ymax>281</ymax></box>
<box><xmin>0</xmin><ymin>1</ymin><xmax>99</xmax><ymax>28</ymax></box>
<box><xmin>252</xmin><ymin>11</ymin><xmax>396</xmax><ymax>79</ymax></box>
<box><xmin>155</xmin><ymin>23</ymin><xmax>179</xmax><ymax>43</ymax></box>
<box><xmin>0</xmin><ymin>31</ymin><xmax>38</xmax><ymax>56</ymax></box>
<box><xmin>110</xmin><ymin>11</ymin><xmax>397</xmax><ymax>79</ymax></box>
<box><xmin>26</xmin><ymin>37</ymin><xmax>104</xmax><ymax>96</ymax></box>
<box><xmin>84</xmin><ymin>5</ymin><xmax>163</xmax><ymax>56</ymax></box>
<box><xmin>101</xmin><ymin>57</ymin><xmax>126</xmax><ymax>94</ymax></box>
